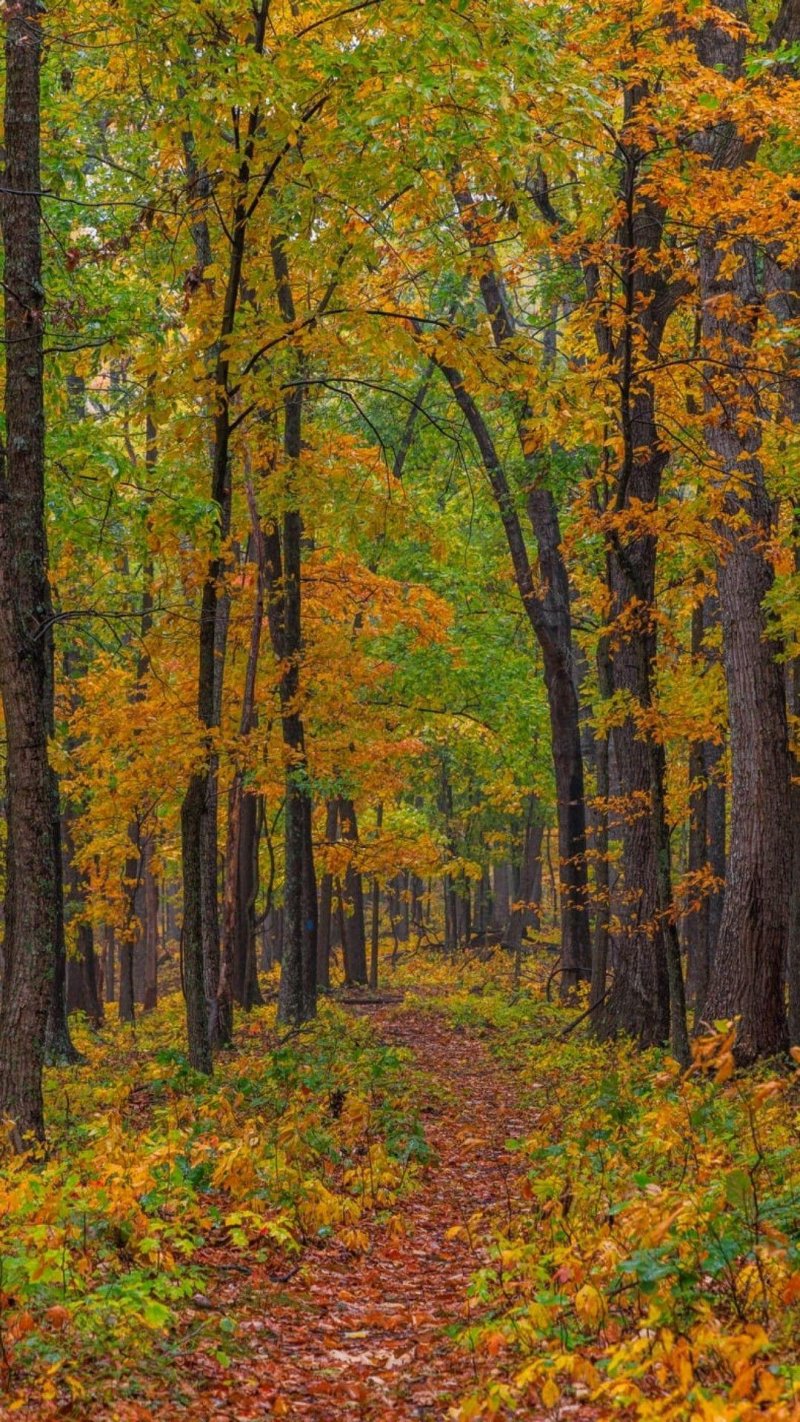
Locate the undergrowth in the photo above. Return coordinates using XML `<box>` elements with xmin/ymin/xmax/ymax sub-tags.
<box><xmin>0</xmin><ymin>990</ymin><xmax>424</xmax><ymax>1407</ymax></box>
<box><xmin>398</xmin><ymin>952</ymin><xmax>800</xmax><ymax>1421</ymax></box>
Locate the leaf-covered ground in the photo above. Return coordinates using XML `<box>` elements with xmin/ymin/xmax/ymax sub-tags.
<box><xmin>3</xmin><ymin>953</ymin><xmax>800</xmax><ymax>1419</ymax></box>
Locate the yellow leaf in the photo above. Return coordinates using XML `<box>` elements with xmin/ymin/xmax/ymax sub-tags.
<box><xmin>575</xmin><ymin>1283</ymin><xmax>604</xmax><ymax>1327</ymax></box>
<box><xmin>541</xmin><ymin>1378</ymin><xmax>560</xmax><ymax>1409</ymax></box>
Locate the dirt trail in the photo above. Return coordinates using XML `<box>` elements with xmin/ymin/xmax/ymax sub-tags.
<box><xmin>179</xmin><ymin>1003</ymin><xmax>535</xmax><ymax>1420</ymax></box>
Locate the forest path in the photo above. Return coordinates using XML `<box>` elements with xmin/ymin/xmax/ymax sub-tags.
<box><xmin>176</xmin><ymin>999</ymin><xmax>539</xmax><ymax>1420</ymax></box>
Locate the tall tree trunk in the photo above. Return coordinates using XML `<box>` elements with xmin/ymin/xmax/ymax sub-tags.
<box><xmin>0</xmin><ymin>0</ymin><xmax>61</xmax><ymax>1143</ymax></box>
<box><xmin>427</xmin><ymin>187</ymin><xmax>592</xmax><ymax>986</ymax></box>
<box><xmin>217</xmin><ymin>485</ymin><xmax>266</xmax><ymax>1044</ymax></box>
<box><xmin>695</xmin><ymin>4</ymin><xmax>795</xmax><ymax>1059</ymax></box>
<box><xmin>267</xmin><ymin>237</ymin><xmax>317</xmax><ymax>1028</ymax></box>
<box><xmin>179</xmin><ymin>6</ymin><xmax>271</xmax><ymax>1069</ymax></box>
<box><xmin>593</xmin><ymin>166</ymin><xmax>687</xmax><ymax>1060</ymax></box>
<box><xmin>528</xmin><ymin>100</ymin><xmax>688</xmax><ymax>1057</ymax></box>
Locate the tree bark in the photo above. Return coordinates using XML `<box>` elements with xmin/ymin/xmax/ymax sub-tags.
<box><xmin>267</xmin><ymin>237</ymin><xmax>317</xmax><ymax>1028</ymax></box>
<box><xmin>217</xmin><ymin>487</ymin><xmax>267</xmax><ymax>1043</ymax></box>
<box><xmin>179</xmin><ymin>5</ymin><xmax>271</xmax><ymax>1067</ymax></box>
<box><xmin>44</xmin><ymin>774</ymin><xmax>80</xmax><ymax>1064</ymax></box>
<box><xmin>590</xmin><ymin>634</ymin><xmax>612</xmax><ymax>1012</ymax></box>
<box><xmin>694</xmin><ymin>2</ymin><xmax>796</xmax><ymax>1059</ymax></box>
<box><xmin>0</xmin><ymin>0</ymin><xmax>62</xmax><ymax>1142</ymax></box>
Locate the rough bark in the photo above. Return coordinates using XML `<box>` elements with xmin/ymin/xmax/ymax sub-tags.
<box><xmin>695</xmin><ymin>1</ymin><xmax>796</xmax><ymax>1060</ymax></box>
<box><xmin>0</xmin><ymin>0</ymin><xmax>61</xmax><ymax>1142</ymax></box>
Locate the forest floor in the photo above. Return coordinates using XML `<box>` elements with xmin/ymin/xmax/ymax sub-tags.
<box><xmin>149</xmin><ymin>1000</ymin><xmax>548</xmax><ymax>1421</ymax></box>
<box><xmin>4</xmin><ymin>955</ymin><xmax>800</xmax><ymax>1421</ymax></box>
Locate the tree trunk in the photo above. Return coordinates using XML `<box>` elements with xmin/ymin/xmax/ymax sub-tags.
<box><xmin>45</xmin><ymin>774</ymin><xmax>80</xmax><ymax>1064</ymax></box>
<box><xmin>218</xmin><ymin>493</ymin><xmax>266</xmax><ymax>1042</ymax></box>
<box><xmin>507</xmin><ymin>799</ymin><xmax>544</xmax><ymax>954</ymax></box>
<box><xmin>104</xmin><ymin>928</ymin><xmax>116</xmax><ymax>1004</ymax></box>
<box><xmin>0</xmin><ymin>0</ymin><xmax>60</xmax><ymax>1143</ymax></box>
<box><xmin>338</xmin><ymin>798</ymin><xmax>367</xmax><ymax>984</ymax></box>
<box><xmin>694</xmin><ymin>40</ymin><xmax>793</xmax><ymax>1055</ymax></box>
<box><xmin>142</xmin><ymin>840</ymin><xmax>159</xmax><ymax>1012</ymax></box>
<box><xmin>590</xmin><ymin>634</ymin><xmax>612</xmax><ymax>1013</ymax></box>
<box><xmin>446</xmin><ymin>180</ymin><xmax>592</xmax><ymax>989</ymax></box>
<box><xmin>685</xmin><ymin>596</ymin><xmax>725</xmax><ymax>1025</ymax></box>
<box><xmin>369</xmin><ymin>802</ymin><xmax>383</xmax><ymax>990</ymax></box>
<box><xmin>265</xmin><ymin>238</ymin><xmax>317</xmax><ymax>1028</ymax></box>
<box><xmin>233</xmin><ymin>790</ymin><xmax>263</xmax><ymax>1010</ymax></box>
<box><xmin>317</xmin><ymin>799</ymin><xmax>338</xmax><ymax>991</ymax></box>
<box><xmin>491</xmin><ymin>863</ymin><xmax>511</xmax><ymax>934</ymax></box>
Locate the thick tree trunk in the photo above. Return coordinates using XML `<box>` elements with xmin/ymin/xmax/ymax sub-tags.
<box><xmin>0</xmin><ymin>0</ymin><xmax>60</xmax><ymax>1143</ymax></box>
<box><xmin>692</xmin><ymin>0</ymin><xmax>795</xmax><ymax>1066</ymax></box>
<box><xmin>602</xmin><ymin>451</ymin><xmax>687</xmax><ymax>1061</ymax></box>
<box><xmin>702</xmin><ymin>527</ymin><xmax>789</xmax><ymax>1056</ymax></box>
